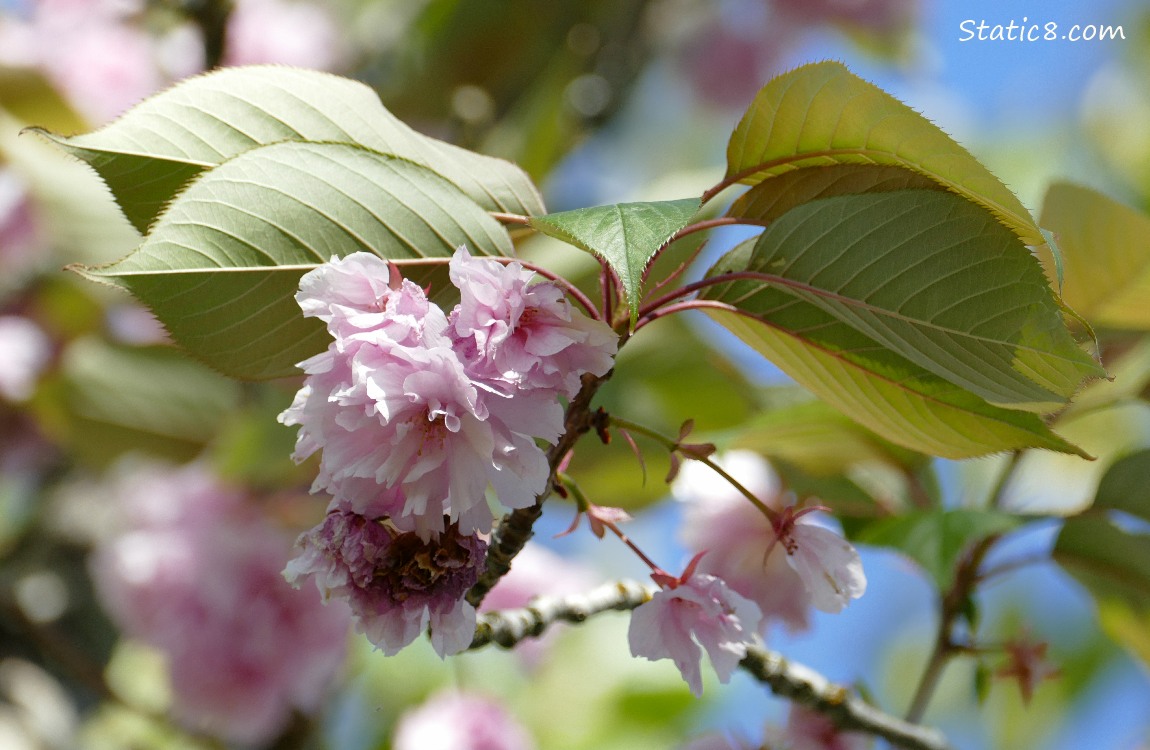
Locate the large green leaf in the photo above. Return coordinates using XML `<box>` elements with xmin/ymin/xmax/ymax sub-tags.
<box><xmin>529</xmin><ymin>198</ymin><xmax>700</xmax><ymax>322</ymax></box>
<box><xmin>32</xmin><ymin>65</ymin><xmax>544</xmax><ymax>232</ymax></box>
<box><xmin>727</xmin><ymin>164</ymin><xmax>942</xmax><ymax>224</ymax></box>
<box><xmin>1037</xmin><ymin>182</ymin><xmax>1150</xmax><ymax>329</ymax></box>
<box><xmin>722</xmin><ymin>61</ymin><xmax>1042</xmax><ymax>245</ymax></box>
<box><xmin>860</xmin><ymin>509</ymin><xmax>1021</xmax><ymax>589</ymax></box>
<box><xmin>707</xmin><ymin>191</ymin><xmax>1101</xmax><ymax>411</ymax></box>
<box><xmin>1055</xmin><ymin>514</ymin><xmax>1150</xmax><ymax>610</ymax></box>
<box><xmin>72</xmin><ymin>141</ymin><xmax>513</xmax><ymax>380</ymax></box>
<box><xmin>700</xmin><ymin>238</ymin><xmax>1087</xmax><ymax>459</ymax></box>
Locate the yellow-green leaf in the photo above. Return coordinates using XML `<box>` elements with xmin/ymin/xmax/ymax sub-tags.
<box><xmin>723</xmin><ymin>61</ymin><xmax>1041</xmax><ymax>244</ymax></box>
<box><xmin>1037</xmin><ymin>182</ymin><xmax>1150</xmax><ymax>329</ymax></box>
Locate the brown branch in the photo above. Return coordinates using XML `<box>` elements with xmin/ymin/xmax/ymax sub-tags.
<box><xmin>465</xmin><ymin>370</ymin><xmax>613</xmax><ymax>607</ymax></box>
<box><xmin>470</xmin><ymin>580</ymin><xmax>953</xmax><ymax>750</ymax></box>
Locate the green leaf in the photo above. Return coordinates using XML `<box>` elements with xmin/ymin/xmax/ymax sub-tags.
<box><xmin>72</xmin><ymin>141</ymin><xmax>513</xmax><ymax>380</ymax></box>
<box><xmin>701</xmin><ymin>235</ymin><xmax>1088</xmax><ymax>459</ymax></box>
<box><xmin>1055</xmin><ymin>514</ymin><xmax>1150</xmax><ymax>610</ymax></box>
<box><xmin>711</xmin><ymin>191</ymin><xmax>1101</xmax><ymax>410</ymax></box>
<box><xmin>860</xmin><ymin>509</ymin><xmax>1021</xmax><ymax>589</ymax></box>
<box><xmin>723</xmin><ymin>61</ymin><xmax>1042</xmax><ymax>244</ymax></box>
<box><xmin>32</xmin><ymin>65</ymin><xmax>544</xmax><ymax>232</ymax></box>
<box><xmin>1091</xmin><ymin>449</ymin><xmax>1150</xmax><ymax>523</ymax></box>
<box><xmin>727</xmin><ymin>164</ymin><xmax>942</xmax><ymax>224</ymax></box>
<box><xmin>529</xmin><ymin>198</ymin><xmax>701</xmax><ymax>322</ymax></box>
<box><xmin>1037</xmin><ymin>182</ymin><xmax>1150</xmax><ymax>329</ymax></box>
<box><xmin>34</xmin><ymin>338</ymin><xmax>242</xmax><ymax>467</ymax></box>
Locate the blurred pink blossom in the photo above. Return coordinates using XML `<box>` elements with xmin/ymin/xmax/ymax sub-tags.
<box><xmin>0</xmin><ymin>316</ymin><xmax>51</xmax><ymax>402</ymax></box>
<box><xmin>0</xmin><ymin>170</ymin><xmax>44</xmax><ymax>275</ymax></box>
<box><xmin>674</xmin><ymin>451</ymin><xmax>814</xmax><ymax>632</ymax></box>
<box><xmin>674</xmin><ymin>451</ymin><xmax>866</xmax><ymax>628</ymax></box>
<box><xmin>224</xmin><ymin>0</ymin><xmax>343</xmax><ymax>70</ymax></box>
<box><xmin>0</xmin><ymin>0</ymin><xmax>181</xmax><ymax>125</ymax></box>
<box><xmin>771</xmin><ymin>704</ymin><xmax>871</xmax><ymax>750</ymax></box>
<box><xmin>393</xmin><ymin>690</ymin><xmax>536</xmax><ymax>750</ymax></box>
<box><xmin>482</xmin><ymin>543</ymin><xmax>596</xmax><ymax>611</ymax></box>
<box><xmin>628</xmin><ymin>560</ymin><xmax>762</xmax><ymax>697</ymax></box>
<box><xmin>776</xmin><ymin>507</ymin><xmax>867</xmax><ymax>614</ymax></box>
<box><xmin>481</xmin><ymin>543</ymin><xmax>596</xmax><ymax>664</ymax></box>
<box><xmin>677</xmin><ymin>732</ymin><xmax>756</xmax><ymax>750</ymax></box>
<box><xmin>90</xmin><ymin>462</ymin><xmax>350</xmax><ymax>744</ymax></box>
<box><xmin>284</xmin><ymin>506</ymin><xmax>485</xmax><ymax>657</ymax></box>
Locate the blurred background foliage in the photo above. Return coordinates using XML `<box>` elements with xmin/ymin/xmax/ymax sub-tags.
<box><xmin>1</xmin><ymin>0</ymin><xmax>1149</xmax><ymax>749</ymax></box>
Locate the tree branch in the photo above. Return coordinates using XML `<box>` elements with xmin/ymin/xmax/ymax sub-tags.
<box><xmin>470</xmin><ymin>579</ymin><xmax>653</xmax><ymax>649</ymax></box>
<box><xmin>469</xmin><ymin>580</ymin><xmax>953</xmax><ymax>750</ymax></box>
<box><xmin>465</xmin><ymin>370</ymin><xmax>613</xmax><ymax>607</ymax></box>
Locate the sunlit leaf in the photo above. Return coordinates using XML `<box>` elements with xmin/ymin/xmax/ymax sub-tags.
<box><xmin>722</xmin><ymin>61</ymin><xmax>1042</xmax><ymax>244</ymax></box>
<box><xmin>71</xmin><ymin>141</ymin><xmax>512</xmax><ymax>380</ymax></box>
<box><xmin>699</xmin><ymin>304</ymin><xmax>1085</xmax><ymax>459</ymax></box>
<box><xmin>32</xmin><ymin>65</ymin><xmax>544</xmax><ymax>232</ymax></box>
<box><xmin>699</xmin><ymin>190</ymin><xmax>1096</xmax><ymax>459</ymax></box>
<box><xmin>1037</xmin><ymin>182</ymin><xmax>1150</xmax><ymax>329</ymax></box>
<box><xmin>710</xmin><ymin>191</ymin><xmax>1100</xmax><ymax>410</ymax></box>
<box><xmin>860</xmin><ymin>509</ymin><xmax>1021</xmax><ymax>589</ymax></box>
<box><xmin>529</xmin><ymin>198</ymin><xmax>700</xmax><ymax>322</ymax></box>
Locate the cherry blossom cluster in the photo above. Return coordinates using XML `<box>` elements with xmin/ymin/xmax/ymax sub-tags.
<box><xmin>281</xmin><ymin>248</ymin><xmax>617</xmax><ymax>656</ymax></box>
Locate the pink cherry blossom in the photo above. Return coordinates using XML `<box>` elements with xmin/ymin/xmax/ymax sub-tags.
<box><xmin>775</xmin><ymin>508</ymin><xmax>867</xmax><ymax>614</ymax></box>
<box><xmin>90</xmin><ymin>462</ymin><xmax>350</xmax><ymax>745</ymax></box>
<box><xmin>628</xmin><ymin>564</ymin><xmax>762</xmax><ymax>697</ymax></box>
<box><xmin>0</xmin><ymin>316</ymin><xmax>51</xmax><ymax>402</ymax></box>
<box><xmin>675</xmin><ymin>451</ymin><xmax>866</xmax><ymax>625</ymax></box>
<box><xmin>0</xmin><ymin>1</ymin><xmax>176</xmax><ymax>125</ymax></box>
<box><xmin>281</xmin><ymin>249</ymin><xmax>608</xmax><ymax>538</ymax></box>
<box><xmin>677</xmin><ymin>732</ymin><xmax>756</xmax><ymax>750</ymax></box>
<box><xmin>772</xmin><ymin>704</ymin><xmax>871</xmax><ymax>750</ymax></box>
<box><xmin>448</xmin><ymin>246</ymin><xmax>617</xmax><ymax>398</ymax></box>
<box><xmin>224</xmin><ymin>0</ymin><xmax>344</xmax><ymax>71</ymax></box>
<box><xmin>284</xmin><ymin>506</ymin><xmax>486</xmax><ymax>657</ymax></box>
<box><xmin>0</xmin><ymin>169</ymin><xmax>44</xmax><ymax>275</ymax></box>
<box><xmin>393</xmin><ymin>690</ymin><xmax>536</xmax><ymax>750</ymax></box>
<box><xmin>674</xmin><ymin>451</ymin><xmax>814</xmax><ymax>632</ymax></box>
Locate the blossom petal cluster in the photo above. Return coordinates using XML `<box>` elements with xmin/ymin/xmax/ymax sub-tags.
<box><xmin>90</xmin><ymin>462</ymin><xmax>350</xmax><ymax>745</ymax></box>
<box><xmin>628</xmin><ymin>567</ymin><xmax>763</xmax><ymax>697</ymax></box>
<box><xmin>281</xmin><ymin>248</ymin><xmax>616</xmax><ymax>655</ymax></box>
<box><xmin>393</xmin><ymin>690</ymin><xmax>537</xmax><ymax>750</ymax></box>
<box><xmin>281</xmin><ymin>248</ymin><xmax>616</xmax><ymax>540</ymax></box>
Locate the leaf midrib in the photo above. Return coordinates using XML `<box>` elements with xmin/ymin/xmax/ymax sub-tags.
<box><xmin>712</xmin><ymin>270</ymin><xmax>1088</xmax><ymax>368</ymax></box>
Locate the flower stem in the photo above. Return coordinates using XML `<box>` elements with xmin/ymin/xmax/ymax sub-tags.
<box><xmin>904</xmin><ymin>534</ymin><xmax>1001</xmax><ymax>723</ymax></box>
<box><xmin>606</xmin><ymin>415</ymin><xmax>779</xmax><ymax>523</ymax></box>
